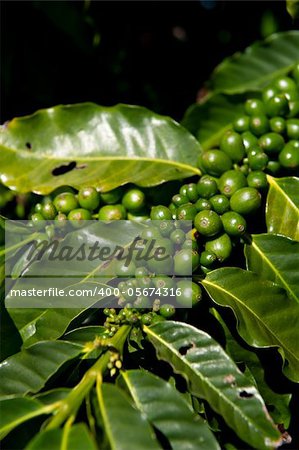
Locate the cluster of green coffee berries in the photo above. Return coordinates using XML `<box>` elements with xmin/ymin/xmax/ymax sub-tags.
<box><xmin>161</xmin><ymin>170</ymin><xmax>262</xmax><ymax>270</ymax></box>
<box><xmin>30</xmin><ymin>184</ymin><xmax>152</xmax><ymax>225</ymax></box>
<box><xmin>16</xmin><ymin>67</ymin><xmax>297</xmax><ymax>322</ymax></box>
<box><xmin>27</xmin><ymin>186</ymin><xmax>202</xmax><ymax>320</ymax></box>
<box><xmin>202</xmin><ymin>68</ymin><xmax>299</xmax><ymax>177</ymax></box>
<box><xmin>157</xmin><ymin>70</ymin><xmax>299</xmax><ymax>271</ymax></box>
<box><xmin>103</xmin><ymin>307</ymin><xmax>169</xmax><ymax>334</ymax></box>
<box><xmin>101</xmin><ymin>284</ymin><xmax>201</xmax><ymax>337</ymax></box>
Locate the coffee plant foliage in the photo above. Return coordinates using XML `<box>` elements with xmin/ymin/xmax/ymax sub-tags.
<box><xmin>0</xmin><ymin>31</ymin><xmax>298</xmax><ymax>450</ymax></box>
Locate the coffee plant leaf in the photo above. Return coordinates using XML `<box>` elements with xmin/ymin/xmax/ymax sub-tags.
<box><xmin>211</xmin><ymin>309</ymin><xmax>292</xmax><ymax>428</ymax></box>
<box><xmin>0</xmin><ymin>340</ymin><xmax>83</xmax><ymax>397</ymax></box>
<box><xmin>62</xmin><ymin>326</ymin><xmax>106</xmax><ymax>345</ymax></box>
<box><xmin>25</xmin><ymin>424</ymin><xmax>98</xmax><ymax>450</ymax></box>
<box><xmin>181</xmin><ymin>93</ymin><xmax>248</xmax><ymax>149</ymax></box>
<box><xmin>210</xmin><ymin>31</ymin><xmax>299</xmax><ymax>94</ymax></box>
<box><xmin>0</xmin><ymin>396</ymin><xmax>53</xmax><ymax>440</ymax></box>
<box><xmin>0</xmin><ymin>103</ymin><xmax>201</xmax><ymax>195</ymax></box>
<box><xmin>34</xmin><ymin>388</ymin><xmax>71</xmax><ymax>404</ymax></box>
<box><xmin>119</xmin><ymin>369</ymin><xmax>220</xmax><ymax>450</ymax></box>
<box><xmin>96</xmin><ymin>382</ymin><xmax>161</xmax><ymax>450</ymax></box>
<box><xmin>144</xmin><ymin>321</ymin><xmax>282</xmax><ymax>450</ymax></box>
<box><xmin>0</xmin><ymin>292</ymin><xmax>22</xmax><ymax>362</ymax></box>
<box><xmin>203</xmin><ymin>268</ymin><xmax>299</xmax><ymax>383</ymax></box>
<box><xmin>7</xmin><ymin>306</ymin><xmax>85</xmax><ymax>347</ymax></box>
<box><xmin>287</xmin><ymin>0</ymin><xmax>299</xmax><ymax>19</ymax></box>
<box><xmin>266</xmin><ymin>176</ymin><xmax>299</xmax><ymax>241</ymax></box>
<box><xmin>245</xmin><ymin>234</ymin><xmax>299</xmax><ymax>303</ymax></box>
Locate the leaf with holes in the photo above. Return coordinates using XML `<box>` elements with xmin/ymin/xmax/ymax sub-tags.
<box><xmin>181</xmin><ymin>94</ymin><xmax>248</xmax><ymax>149</ymax></box>
<box><xmin>266</xmin><ymin>177</ymin><xmax>299</xmax><ymax>241</ymax></box>
<box><xmin>119</xmin><ymin>369</ymin><xmax>220</xmax><ymax>450</ymax></box>
<box><xmin>245</xmin><ymin>234</ymin><xmax>299</xmax><ymax>303</ymax></box>
<box><xmin>0</xmin><ymin>103</ymin><xmax>201</xmax><ymax>194</ymax></box>
<box><xmin>0</xmin><ymin>340</ymin><xmax>83</xmax><ymax>397</ymax></box>
<box><xmin>211</xmin><ymin>308</ymin><xmax>292</xmax><ymax>428</ymax></box>
<box><xmin>96</xmin><ymin>382</ymin><xmax>161</xmax><ymax>450</ymax></box>
<box><xmin>210</xmin><ymin>31</ymin><xmax>299</xmax><ymax>94</ymax></box>
<box><xmin>202</xmin><ymin>268</ymin><xmax>299</xmax><ymax>382</ymax></box>
<box><xmin>144</xmin><ymin>321</ymin><xmax>282</xmax><ymax>450</ymax></box>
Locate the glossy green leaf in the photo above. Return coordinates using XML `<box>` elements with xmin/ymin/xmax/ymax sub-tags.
<box><xmin>120</xmin><ymin>369</ymin><xmax>220</xmax><ymax>450</ymax></box>
<box><xmin>245</xmin><ymin>234</ymin><xmax>299</xmax><ymax>303</ymax></box>
<box><xmin>26</xmin><ymin>429</ymin><xmax>63</xmax><ymax>450</ymax></box>
<box><xmin>144</xmin><ymin>321</ymin><xmax>282</xmax><ymax>450</ymax></box>
<box><xmin>0</xmin><ymin>340</ymin><xmax>83</xmax><ymax>396</ymax></box>
<box><xmin>34</xmin><ymin>388</ymin><xmax>71</xmax><ymax>404</ymax></box>
<box><xmin>97</xmin><ymin>382</ymin><xmax>161</xmax><ymax>450</ymax></box>
<box><xmin>203</xmin><ymin>268</ymin><xmax>299</xmax><ymax>382</ymax></box>
<box><xmin>266</xmin><ymin>176</ymin><xmax>299</xmax><ymax>241</ymax></box>
<box><xmin>0</xmin><ymin>103</ymin><xmax>201</xmax><ymax>195</ymax></box>
<box><xmin>181</xmin><ymin>94</ymin><xmax>247</xmax><ymax>149</ymax></box>
<box><xmin>210</xmin><ymin>31</ymin><xmax>299</xmax><ymax>94</ymax></box>
<box><xmin>0</xmin><ymin>396</ymin><xmax>54</xmax><ymax>439</ymax></box>
<box><xmin>25</xmin><ymin>423</ymin><xmax>97</xmax><ymax>450</ymax></box>
<box><xmin>7</xmin><ymin>307</ymin><xmax>84</xmax><ymax>347</ymax></box>
<box><xmin>287</xmin><ymin>0</ymin><xmax>299</xmax><ymax>19</ymax></box>
<box><xmin>0</xmin><ymin>295</ymin><xmax>22</xmax><ymax>362</ymax></box>
<box><xmin>211</xmin><ymin>308</ymin><xmax>291</xmax><ymax>428</ymax></box>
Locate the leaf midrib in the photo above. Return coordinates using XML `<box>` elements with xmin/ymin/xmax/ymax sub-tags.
<box><xmin>144</xmin><ymin>324</ymin><xmax>267</xmax><ymax>438</ymax></box>
<box><xmin>0</xmin><ymin>144</ymin><xmax>200</xmax><ymax>174</ymax></box>
<box><xmin>96</xmin><ymin>383</ymin><xmax>117</xmax><ymax>450</ymax></box>
<box><xmin>0</xmin><ymin>401</ymin><xmax>56</xmax><ymax>438</ymax></box>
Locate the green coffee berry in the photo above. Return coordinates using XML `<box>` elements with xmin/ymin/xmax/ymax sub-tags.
<box><xmin>176</xmin><ymin>203</ymin><xmax>198</xmax><ymax>221</ymax></box>
<box><xmin>205</xmin><ymin>233</ymin><xmax>232</xmax><ymax>262</ymax></box>
<box><xmin>197</xmin><ymin>176</ymin><xmax>218</xmax><ymax>199</ymax></box>
<box><xmin>200</xmin><ymin>150</ymin><xmax>233</xmax><ymax>176</ymax></box>
<box><xmin>233</xmin><ymin>116</ymin><xmax>249</xmax><ymax>133</ymax></box>
<box><xmin>194</xmin><ymin>210</ymin><xmax>222</xmax><ymax>237</ymax></box>
<box><xmin>150</xmin><ymin>205</ymin><xmax>172</xmax><ymax>221</ymax></box>
<box><xmin>210</xmin><ymin>194</ymin><xmax>230</xmax><ymax>214</ymax></box>
<box><xmin>122</xmin><ymin>188</ymin><xmax>146</xmax><ymax>212</ymax></box>
<box><xmin>249</xmin><ymin>115</ymin><xmax>270</xmax><ymax>136</ymax></box>
<box><xmin>258</xmin><ymin>132</ymin><xmax>285</xmax><ymax>154</ymax></box>
<box><xmin>221</xmin><ymin>211</ymin><xmax>247</xmax><ymax>236</ymax></box>
<box><xmin>53</xmin><ymin>192</ymin><xmax>79</xmax><ymax>214</ymax></box>
<box><xmin>195</xmin><ymin>198</ymin><xmax>212</xmax><ymax>212</ymax></box>
<box><xmin>78</xmin><ymin>187</ymin><xmax>100</xmax><ymax>210</ymax></box>
<box><xmin>218</xmin><ymin>170</ymin><xmax>247</xmax><ymax>198</ymax></box>
<box><xmin>244</xmin><ymin>98</ymin><xmax>265</xmax><ymax>116</ymax></box>
<box><xmin>100</xmin><ymin>187</ymin><xmax>123</xmax><ymax>204</ymax></box>
<box><xmin>220</xmin><ymin>131</ymin><xmax>246</xmax><ymax>163</ymax></box>
<box><xmin>230</xmin><ymin>187</ymin><xmax>261</xmax><ymax>215</ymax></box>
<box><xmin>247</xmin><ymin>171</ymin><xmax>268</xmax><ymax>190</ymax></box>
<box><xmin>98</xmin><ymin>204</ymin><xmax>126</xmax><ymax>220</ymax></box>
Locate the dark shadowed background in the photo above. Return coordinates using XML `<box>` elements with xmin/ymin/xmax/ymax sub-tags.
<box><xmin>1</xmin><ymin>0</ymin><xmax>295</xmax><ymax>123</ymax></box>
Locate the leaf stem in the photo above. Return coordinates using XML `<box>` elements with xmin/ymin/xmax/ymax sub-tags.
<box><xmin>46</xmin><ymin>325</ymin><xmax>130</xmax><ymax>430</ymax></box>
